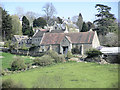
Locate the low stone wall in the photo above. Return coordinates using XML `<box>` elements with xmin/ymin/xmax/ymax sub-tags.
<box><xmin>10</xmin><ymin>49</ymin><xmax>45</xmax><ymax>57</ymax></box>
<box><xmin>11</xmin><ymin>49</ymin><xmax>28</xmax><ymax>55</ymax></box>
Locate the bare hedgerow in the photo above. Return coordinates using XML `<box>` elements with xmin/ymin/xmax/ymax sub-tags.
<box><xmin>33</xmin><ymin>55</ymin><xmax>54</xmax><ymax>66</ymax></box>
<box><xmin>46</xmin><ymin>50</ymin><xmax>65</xmax><ymax>63</ymax></box>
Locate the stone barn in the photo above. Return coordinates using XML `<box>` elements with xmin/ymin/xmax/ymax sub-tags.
<box><xmin>37</xmin><ymin>30</ymin><xmax>100</xmax><ymax>55</ymax></box>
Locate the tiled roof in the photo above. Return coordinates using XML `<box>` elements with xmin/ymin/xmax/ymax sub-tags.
<box><xmin>50</xmin><ymin>30</ymin><xmax>64</xmax><ymax>33</ymax></box>
<box><xmin>41</xmin><ymin>33</ymin><xmax>65</xmax><ymax>45</ymax></box>
<box><xmin>32</xmin><ymin>30</ymin><xmax>48</xmax><ymax>38</ymax></box>
<box><xmin>41</xmin><ymin>31</ymin><xmax>95</xmax><ymax>45</ymax></box>
<box><xmin>65</xmin><ymin>32</ymin><xmax>95</xmax><ymax>44</ymax></box>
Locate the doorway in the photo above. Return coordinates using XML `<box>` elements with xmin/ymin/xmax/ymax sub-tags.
<box><xmin>63</xmin><ymin>46</ymin><xmax>68</xmax><ymax>54</ymax></box>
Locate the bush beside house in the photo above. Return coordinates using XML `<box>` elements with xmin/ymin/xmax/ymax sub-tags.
<box><xmin>67</xmin><ymin>51</ymin><xmax>73</xmax><ymax>59</ymax></box>
<box><xmin>86</xmin><ymin>48</ymin><xmax>102</xmax><ymax>58</ymax></box>
<box><xmin>85</xmin><ymin>48</ymin><xmax>102</xmax><ymax>62</ymax></box>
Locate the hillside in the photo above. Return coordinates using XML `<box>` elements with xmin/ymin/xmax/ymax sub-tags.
<box><xmin>3</xmin><ymin>61</ymin><xmax>118</xmax><ymax>88</ymax></box>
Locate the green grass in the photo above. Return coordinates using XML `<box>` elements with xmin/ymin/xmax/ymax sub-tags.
<box><xmin>1</xmin><ymin>52</ymin><xmax>33</xmax><ymax>69</ymax></box>
<box><xmin>2</xmin><ymin>61</ymin><xmax>118</xmax><ymax>88</ymax></box>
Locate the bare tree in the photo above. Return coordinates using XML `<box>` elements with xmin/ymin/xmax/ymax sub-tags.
<box><xmin>72</xmin><ymin>15</ymin><xmax>78</xmax><ymax>24</ymax></box>
<box><xmin>25</xmin><ymin>11</ymin><xmax>40</xmax><ymax>26</ymax></box>
<box><xmin>15</xmin><ymin>7</ymin><xmax>24</xmax><ymax>19</ymax></box>
<box><xmin>42</xmin><ymin>3</ymin><xmax>57</xmax><ymax>25</ymax></box>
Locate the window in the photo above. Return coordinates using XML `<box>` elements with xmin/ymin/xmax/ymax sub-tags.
<box><xmin>42</xmin><ymin>49</ymin><xmax>44</xmax><ymax>52</ymax></box>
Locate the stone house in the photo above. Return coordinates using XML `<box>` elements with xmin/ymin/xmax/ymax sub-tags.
<box><xmin>12</xmin><ymin>35</ymin><xmax>31</xmax><ymax>48</ymax></box>
<box><xmin>44</xmin><ymin>17</ymin><xmax>79</xmax><ymax>33</ymax></box>
<box><xmin>12</xmin><ymin>28</ymin><xmax>100</xmax><ymax>55</ymax></box>
<box><xmin>34</xmin><ymin>30</ymin><xmax>100</xmax><ymax>55</ymax></box>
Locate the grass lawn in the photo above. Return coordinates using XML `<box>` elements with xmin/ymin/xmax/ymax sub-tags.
<box><xmin>2</xmin><ymin>61</ymin><xmax>118</xmax><ymax>88</ymax></box>
<box><xmin>1</xmin><ymin>52</ymin><xmax>33</xmax><ymax>69</ymax></box>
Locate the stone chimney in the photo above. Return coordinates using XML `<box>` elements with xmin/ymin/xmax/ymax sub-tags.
<box><xmin>89</xmin><ymin>28</ymin><xmax>93</xmax><ymax>32</ymax></box>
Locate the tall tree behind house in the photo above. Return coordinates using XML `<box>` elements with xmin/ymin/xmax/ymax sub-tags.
<box><xmin>11</xmin><ymin>15</ymin><xmax>22</xmax><ymax>36</ymax></box>
<box><xmin>1</xmin><ymin>7</ymin><xmax>12</xmax><ymax>41</ymax></box>
<box><xmin>81</xmin><ymin>22</ymin><xmax>88</xmax><ymax>32</ymax></box>
<box><xmin>22</xmin><ymin>16</ymin><xmax>34</xmax><ymax>37</ymax></box>
<box><xmin>76</xmin><ymin>13</ymin><xmax>83</xmax><ymax>32</ymax></box>
<box><xmin>33</xmin><ymin>17</ymin><xmax>47</xmax><ymax>28</ymax></box>
<box><xmin>42</xmin><ymin>3</ymin><xmax>57</xmax><ymax>25</ymax></box>
<box><xmin>93</xmin><ymin>4</ymin><xmax>117</xmax><ymax>36</ymax></box>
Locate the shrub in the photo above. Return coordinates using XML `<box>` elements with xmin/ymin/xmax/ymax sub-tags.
<box><xmin>34</xmin><ymin>55</ymin><xmax>54</xmax><ymax>66</ymax></box>
<box><xmin>11</xmin><ymin>56</ymin><xmax>26</xmax><ymax>71</ymax></box>
<box><xmin>67</xmin><ymin>51</ymin><xmax>72</xmax><ymax>59</ymax></box>
<box><xmin>2</xmin><ymin>79</ymin><xmax>25</xmax><ymax>88</ymax></box>
<box><xmin>46</xmin><ymin>50</ymin><xmax>65</xmax><ymax>63</ymax></box>
<box><xmin>4</xmin><ymin>40</ymin><xmax>11</xmax><ymax>48</ymax></box>
<box><xmin>86</xmin><ymin>48</ymin><xmax>102</xmax><ymax>58</ymax></box>
<box><xmin>57</xmin><ymin>55</ymin><xmax>65</xmax><ymax>63</ymax></box>
<box><xmin>2</xmin><ymin>79</ymin><xmax>14</xmax><ymax>88</ymax></box>
<box><xmin>1</xmin><ymin>70</ymin><xmax>6</xmax><ymax>76</ymax></box>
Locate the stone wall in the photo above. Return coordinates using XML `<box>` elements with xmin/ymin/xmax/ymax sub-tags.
<box><xmin>72</xmin><ymin>43</ymin><xmax>92</xmax><ymax>55</ymax></box>
<box><xmin>51</xmin><ymin>45</ymin><xmax>60</xmax><ymax>53</ymax></box>
<box><xmin>40</xmin><ymin>45</ymin><xmax>60</xmax><ymax>53</ymax></box>
<box><xmin>60</xmin><ymin>36</ymin><xmax>72</xmax><ymax>53</ymax></box>
<box><xmin>92</xmin><ymin>31</ymin><xmax>100</xmax><ymax>48</ymax></box>
<box><xmin>83</xmin><ymin>44</ymin><xmax>92</xmax><ymax>54</ymax></box>
<box><xmin>32</xmin><ymin>37</ymin><xmax>42</xmax><ymax>46</ymax></box>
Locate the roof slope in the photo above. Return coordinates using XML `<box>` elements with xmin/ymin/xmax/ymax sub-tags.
<box><xmin>33</xmin><ymin>30</ymin><xmax>48</xmax><ymax>38</ymax></box>
<box><xmin>65</xmin><ymin>32</ymin><xmax>95</xmax><ymax>44</ymax></box>
<box><xmin>41</xmin><ymin>33</ymin><xmax>65</xmax><ymax>45</ymax></box>
<box><xmin>41</xmin><ymin>31</ymin><xmax>95</xmax><ymax>45</ymax></box>
<box><xmin>14</xmin><ymin>35</ymin><xmax>28</xmax><ymax>42</ymax></box>
<box><xmin>50</xmin><ymin>30</ymin><xmax>64</xmax><ymax>33</ymax></box>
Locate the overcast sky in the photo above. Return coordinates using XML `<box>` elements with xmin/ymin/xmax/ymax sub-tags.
<box><xmin>0</xmin><ymin>0</ymin><xmax>118</xmax><ymax>22</ymax></box>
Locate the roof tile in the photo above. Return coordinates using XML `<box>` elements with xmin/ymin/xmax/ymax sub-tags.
<box><xmin>41</xmin><ymin>32</ymin><xmax>95</xmax><ymax>45</ymax></box>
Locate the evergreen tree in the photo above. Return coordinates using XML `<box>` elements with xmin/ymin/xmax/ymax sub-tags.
<box><xmin>81</xmin><ymin>22</ymin><xmax>88</xmax><ymax>32</ymax></box>
<box><xmin>76</xmin><ymin>13</ymin><xmax>83</xmax><ymax>32</ymax></box>
<box><xmin>94</xmin><ymin>4</ymin><xmax>117</xmax><ymax>35</ymax></box>
<box><xmin>1</xmin><ymin>7</ymin><xmax>12</xmax><ymax>40</ymax></box>
<box><xmin>86</xmin><ymin>21</ymin><xmax>95</xmax><ymax>30</ymax></box>
<box><xmin>33</xmin><ymin>17</ymin><xmax>47</xmax><ymax>28</ymax></box>
<box><xmin>57</xmin><ymin>17</ymin><xmax>63</xmax><ymax>24</ymax></box>
<box><xmin>0</xmin><ymin>7</ymin><xmax>2</xmax><ymax>41</ymax></box>
<box><xmin>22</xmin><ymin>16</ymin><xmax>34</xmax><ymax>37</ymax></box>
